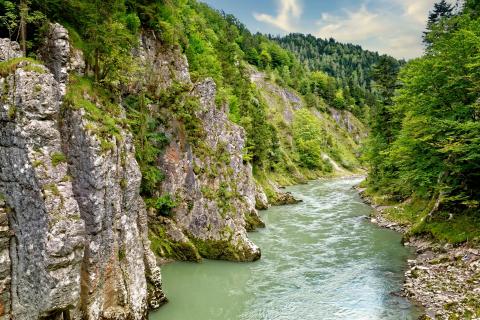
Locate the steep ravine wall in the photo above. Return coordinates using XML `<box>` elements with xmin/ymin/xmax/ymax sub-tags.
<box><xmin>0</xmin><ymin>26</ymin><xmax>164</xmax><ymax>319</ymax></box>
<box><xmin>135</xmin><ymin>33</ymin><xmax>264</xmax><ymax>262</ymax></box>
<box><xmin>0</xmin><ymin>24</ymin><xmax>267</xmax><ymax>318</ymax></box>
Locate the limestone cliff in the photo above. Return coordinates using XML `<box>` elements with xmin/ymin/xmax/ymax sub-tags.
<box><xmin>0</xmin><ymin>23</ymin><xmax>267</xmax><ymax>318</ymax></box>
<box><xmin>0</xmin><ymin>15</ymin><xmax>368</xmax><ymax>316</ymax></box>
<box><xmin>0</xmin><ymin>25</ymin><xmax>164</xmax><ymax>319</ymax></box>
<box><xmin>135</xmin><ymin>34</ymin><xmax>263</xmax><ymax>262</ymax></box>
<box><xmin>151</xmin><ymin>79</ymin><xmax>262</xmax><ymax>262</ymax></box>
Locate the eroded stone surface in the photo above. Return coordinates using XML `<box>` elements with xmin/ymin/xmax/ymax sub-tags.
<box><xmin>329</xmin><ymin>108</ymin><xmax>366</xmax><ymax>144</ymax></box>
<box><xmin>157</xmin><ymin>79</ymin><xmax>262</xmax><ymax>262</ymax></box>
<box><xmin>0</xmin><ymin>199</ymin><xmax>12</xmax><ymax>318</ymax></box>
<box><xmin>136</xmin><ymin>38</ymin><xmax>264</xmax><ymax>262</ymax></box>
<box><xmin>0</xmin><ymin>39</ymin><xmax>22</xmax><ymax>62</ymax></box>
<box><xmin>39</xmin><ymin>23</ymin><xmax>85</xmax><ymax>96</ymax></box>
<box><xmin>62</xmin><ymin>107</ymin><xmax>165</xmax><ymax>318</ymax></box>
<box><xmin>0</xmin><ymin>62</ymin><xmax>84</xmax><ymax>319</ymax></box>
<box><xmin>0</xmin><ymin>30</ymin><xmax>165</xmax><ymax>318</ymax></box>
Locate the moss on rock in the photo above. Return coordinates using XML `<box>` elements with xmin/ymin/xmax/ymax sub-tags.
<box><xmin>189</xmin><ymin>236</ymin><xmax>261</xmax><ymax>262</ymax></box>
<box><xmin>149</xmin><ymin>219</ymin><xmax>201</xmax><ymax>262</ymax></box>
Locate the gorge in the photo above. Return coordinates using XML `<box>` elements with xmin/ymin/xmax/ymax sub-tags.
<box><xmin>0</xmin><ymin>0</ymin><xmax>479</xmax><ymax>319</ymax></box>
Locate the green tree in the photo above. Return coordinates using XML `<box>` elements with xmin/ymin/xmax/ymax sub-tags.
<box><xmin>0</xmin><ymin>1</ymin><xmax>18</xmax><ymax>40</ymax></box>
<box><xmin>364</xmin><ymin>55</ymin><xmax>401</xmax><ymax>192</ymax></box>
<box><xmin>423</xmin><ymin>0</ymin><xmax>455</xmax><ymax>46</ymax></box>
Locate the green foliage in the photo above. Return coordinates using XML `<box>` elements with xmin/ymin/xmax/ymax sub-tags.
<box><xmin>23</xmin><ymin>0</ymin><xmax>140</xmax><ymax>87</ymax></box>
<box><xmin>390</xmin><ymin>13</ymin><xmax>480</xmax><ymax>207</ymax></box>
<box><xmin>365</xmin><ymin>6</ymin><xmax>480</xmax><ymax>241</ymax></box>
<box><xmin>293</xmin><ymin>109</ymin><xmax>325</xmax><ymax>169</ymax></box>
<box><xmin>145</xmin><ymin>194</ymin><xmax>177</xmax><ymax>217</ymax></box>
<box><xmin>272</xmin><ymin>33</ymin><xmax>389</xmax><ymax>116</ymax></box>
<box><xmin>50</xmin><ymin>152</ymin><xmax>67</xmax><ymax>167</ymax></box>
<box><xmin>124</xmin><ymin>93</ymin><xmax>168</xmax><ymax>198</ymax></box>
<box><xmin>424</xmin><ymin>0</ymin><xmax>454</xmax><ymax>46</ymax></box>
<box><xmin>64</xmin><ymin>75</ymin><xmax>125</xmax><ymax>148</ymax></box>
<box><xmin>0</xmin><ymin>1</ymin><xmax>18</xmax><ymax>39</ymax></box>
<box><xmin>0</xmin><ymin>0</ymin><xmax>46</xmax><ymax>53</ymax></box>
<box><xmin>0</xmin><ymin>57</ymin><xmax>42</xmax><ymax>76</ymax></box>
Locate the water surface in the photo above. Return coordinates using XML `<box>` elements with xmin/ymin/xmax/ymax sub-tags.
<box><xmin>151</xmin><ymin>177</ymin><xmax>421</xmax><ymax>320</ymax></box>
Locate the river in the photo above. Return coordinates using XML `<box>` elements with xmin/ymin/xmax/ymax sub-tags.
<box><xmin>150</xmin><ymin>177</ymin><xmax>421</xmax><ymax>320</ymax></box>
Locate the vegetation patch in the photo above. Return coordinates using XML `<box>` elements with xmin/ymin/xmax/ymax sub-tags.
<box><xmin>50</xmin><ymin>152</ymin><xmax>67</xmax><ymax>167</ymax></box>
<box><xmin>145</xmin><ymin>194</ymin><xmax>177</xmax><ymax>218</ymax></box>
<box><xmin>149</xmin><ymin>224</ymin><xmax>201</xmax><ymax>262</ymax></box>
<box><xmin>0</xmin><ymin>57</ymin><xmax>44</xmax><ymax>77</ymax></box>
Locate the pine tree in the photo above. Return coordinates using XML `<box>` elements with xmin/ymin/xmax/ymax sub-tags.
<box><xmin>429</xmin><ymin>0</ymin><xmax>454</xmax><ymax>23</ymax></box>
<box><xmin>423</xmin><ymin>0</ymin><xmax>454</xmax><ymax>45</ymax></box>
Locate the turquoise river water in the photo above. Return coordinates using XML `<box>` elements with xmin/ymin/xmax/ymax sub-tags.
<box><xmin>151</xmin><ymin>177</ymin><xmax>421</xmax><ymax>320</ymax></box>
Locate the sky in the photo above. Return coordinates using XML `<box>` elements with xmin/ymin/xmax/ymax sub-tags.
<box><xmin>201</xmin><ymin>0</ymin><xmax>446</xmax><ymax>60</ymax></box>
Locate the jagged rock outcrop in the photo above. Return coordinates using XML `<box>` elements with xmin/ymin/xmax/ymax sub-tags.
<box><xmin>255</xmin><ymin>184</ymin><xmax>270</xmax><ymax>210</ymax></box>
<box><xmin>161</xmin><ymin>79</ymin><xmax>262</xmax><ymax>261</ymax></box>
<box><xmin>61</xmin><ymin>106</ymin><xmax>165</xmax><ymax>318</ymax></box>
<box><xmin>250</xmin><ymin>71</ymin><xmax>302</xmax><ymax>124</ymax></box>
<box><xmin>39</xmin><ymin>23</ymin><xmax>85</xmax><ymax>95</ymax></box>
<box><xmin>150</xmin><ymin>78</ymin><xmax>262</xmax><ymax>262</ymax></box>
<box><xmin>134</xmin><ymin>31</ymin><xmax>192</xmax><ymax>94</ymax></box>
<box><xmin>0</xmin><ymin>22</ymin><xmax>271</xmax><ymax>316</ymax></box>
<box><xmin>0</xmin><ymin>33</ymin><xmax>164</xmax><ymax>319</ymax></box>
<box><xmin>329</xmin><ymin>108</ymin><xmax>366</xmax><ymax>144</ymax></box>
<box><xmin>0</xmin><ymin>59</ymin><xmax>85</xmax><ymax>319</ymax></box>
<box><xmin>136</xmin><ymin>35</ymin><xmax>264</xmax><ymax>262</ymax></box>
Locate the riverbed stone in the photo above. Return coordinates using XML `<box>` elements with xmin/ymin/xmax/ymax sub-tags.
<box><xmin>358</xmin><ymin>188</ymin><xmax>480</xmax><ymax>319</ymax></box>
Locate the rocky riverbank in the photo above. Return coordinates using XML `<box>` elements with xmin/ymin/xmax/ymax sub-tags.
<box><xmin>357</xmin><ymin>188</ymin><xmax>480</xmax><ymax>320</ymax></box>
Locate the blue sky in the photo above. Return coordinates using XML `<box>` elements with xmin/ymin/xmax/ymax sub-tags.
<box><xmin>201</xmin><ymin>0</ymin><xmax>445</xmax><ymax>59</ymax></box>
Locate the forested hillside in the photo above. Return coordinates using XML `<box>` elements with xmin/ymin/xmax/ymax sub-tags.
<box><xmin>363</xmin><ymin>0</ymin><xmax>480</xmax><ymax>244</ymax></box>
<box><xmin>272</xmin><ymin>33</ymin><xmax>390</xmax><ymax>118</ymax></box>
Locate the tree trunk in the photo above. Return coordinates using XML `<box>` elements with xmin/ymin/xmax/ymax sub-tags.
<box><xmin>19</xmin><ymin>0</ymin><xmax>28</xmax><ymax>56</ymax></box>
<box><xmin>94</xmin><ymin>50</ymin><xmax>100</xmax><ymax>82</ymax></box>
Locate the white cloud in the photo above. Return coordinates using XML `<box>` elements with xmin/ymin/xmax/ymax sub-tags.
<box><xmin>397</xmin><ymin>0</ymin><xmax>439</xmax><ymax>25</ymax></box>
<box><xmin>254</xmin><ymin>0</ymin><xmax>302</xmax><ymax>32</ymax></box>
<box><xmin>315</xmin><ymin>1</ymin><xmax>442</xmax><ymax>59</ymax></box>
<box><xmin>252</xmin><ymin>0</ymin><xmax>455</xmax><ymax>59</ymax></box>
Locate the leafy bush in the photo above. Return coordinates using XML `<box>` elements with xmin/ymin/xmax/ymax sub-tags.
<box><xmin>145</xmin><ymin>194</ymin><xmax>177</xmax><ymax>217</ymax></box>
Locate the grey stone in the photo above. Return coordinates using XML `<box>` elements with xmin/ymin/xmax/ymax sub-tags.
<box><xmin>0</xmin><ymin>61</ymin><xmax>84</xmax><ymax>319</ymax></box>
<box><xmin>0</xmin><ymin>39</ymin><xmax>22</xmax><ymax>62</ymax></box>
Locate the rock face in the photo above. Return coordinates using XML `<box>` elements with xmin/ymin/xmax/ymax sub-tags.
<box><xmin>39</xmin><ymin>23</ymin><xmax>85</xmax><ymax>95</ymax></box>
<box><xmin>134</xmin><ymin>31</ymin><xmax>192</xmax><ymax>94</ymax></box>
<box><xmin>61</xmin><ymin>107</ymin><xmax>165</xmax><ymax>318</ymax></box>
<box><xmin>329</xmin><ymin>108</ymin><xmax>366</xmax><ymax>144</ymax></box>
<box><xmin>136</xmin><ymin>35</ymin><xmax>264</xmax><ymax>262</ymax></box>
<box><xmin>0</xmin><ymin>59</ymin><xmax>85</xmax><ymax>318</ymax></box>
<box><xmin>155</xmin><ymin>79</ymin><xmax>262</xmax><ymax>261</ymax></box>
<box><xmin>0</xmin><ymin>39</ymin><xmax>22</xmax><ymax>62</ymax></box>
<box><xmin>0</xmin><ymin>24</ymin><xmax>268</xmax><ymax>317</ymax></box>
<box><xmin>0</xmin><ymin>35</ymin><xmax>164</xmax><ymax>319</ymax></box>
<box><xmin>0</xmin><ymin>198</ymin><xmax>12</xmax><ymax>317</ymax></box>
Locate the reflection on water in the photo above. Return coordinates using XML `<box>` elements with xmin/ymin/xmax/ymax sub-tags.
<box><xmin>151</xmin><ymin>177</ymin><xmax>421</xmax><ymax>320</ymax></box>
